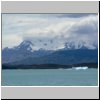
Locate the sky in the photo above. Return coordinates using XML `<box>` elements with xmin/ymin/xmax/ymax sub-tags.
<box><xmin>2</xmin><ymin>14</ymin><xmax>98</xmax><ymax>50</ymax></box>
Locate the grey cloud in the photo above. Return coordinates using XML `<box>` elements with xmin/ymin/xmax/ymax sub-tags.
<box><xmin>22</xmin><ymin>14</ymin><xmax>98</xmax><ymax>18</ymax></box>
<box><xmin>58</xmin><ymin>14</ymin><xmax>98</xmax><ymax>18</ymax></box>
<box><xmin>70</xmin><ymin>22</ymin><xmax>98</xmax><ymax>34</ymax></box>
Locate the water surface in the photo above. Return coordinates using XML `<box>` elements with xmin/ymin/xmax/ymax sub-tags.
<box><xmin>2</xmin><ymin>68</ymin><xmax>98</xmax><ymax>86</ymax></box>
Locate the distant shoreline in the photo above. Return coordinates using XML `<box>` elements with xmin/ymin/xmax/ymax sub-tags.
<box><xmin>2</xmin><ymin>63</ymin><xmax>98</xmax><ymax>69</ymax></box>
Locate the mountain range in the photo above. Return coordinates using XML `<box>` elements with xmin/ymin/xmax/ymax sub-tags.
<box><xmin>2</xmin><ymin>40</ymin><xmax>98</xmax><ymax>68</ymax></box>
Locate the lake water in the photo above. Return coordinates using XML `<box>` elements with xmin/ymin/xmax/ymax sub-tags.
<box><xmin>2</xmin><ymin>68</ymin><xmax>98</xmax><ymax>86</ymax></box>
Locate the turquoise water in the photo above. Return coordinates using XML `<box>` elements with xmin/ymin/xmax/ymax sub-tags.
<box><xmin>2</xmin><ymin>68</ymin><xmax>98</xmax><ymax>86</ymax></box>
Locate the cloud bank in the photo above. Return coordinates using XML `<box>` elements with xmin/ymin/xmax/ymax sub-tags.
<box><xmin>2</xmin><ymin>14</ymin><xmax>98</xmax><ymax>50</ymax></box>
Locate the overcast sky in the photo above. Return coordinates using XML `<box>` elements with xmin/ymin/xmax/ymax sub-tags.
<box><xmin>2</xmin><ymin>14</ymin><xmax>98</xmax><ymax>50</ymax></box>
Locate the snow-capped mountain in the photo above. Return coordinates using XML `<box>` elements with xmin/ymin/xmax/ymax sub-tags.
<box><xmin>2</xmin><ymin>40</ymin><xmax>53</xmax><ymax>63</ymax></box>
<box><xmin>14</xmin><ymin>40</ymin><xmax>34</xmax><ymax>52</ymax></box>
<box><xmin>9</xmin><ymin>40</ymin><xmax>98</xmax><ymax>51</ymax></box>
<box><xmin>2</xmin><ymin>40</ymin><xmax>98</xmax><ymax>64</ymax></box>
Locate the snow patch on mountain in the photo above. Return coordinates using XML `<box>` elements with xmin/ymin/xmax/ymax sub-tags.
<box><xmin>3</xmin><ymin>39</ymin><xmax>98</xmax><ymax>53</ymax></box>
<box><xmin>64</xmin><ymin>40</ymin><xmax>97</xmax><ymax>50</ymax></box>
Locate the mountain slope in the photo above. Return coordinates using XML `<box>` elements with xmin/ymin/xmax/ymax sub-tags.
<box><xmin>9</xmin><ymin>49</ymin><xmax>98</xmax><ymax>65</ymax></box>
<box><xmin>2</xmin><ymin>40</ymin><xmax>53</xmax><ymax>63</ymax></box>
<box><xmin>2</xmin><ymin>40</ymin><xmax>98</xmax><ymax>66</ymax></box>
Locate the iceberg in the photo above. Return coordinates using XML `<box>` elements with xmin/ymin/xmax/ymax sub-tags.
<box><xmin>75</xmin><ymin>66</ymin><xmax>88</xmax><ymax>70</ymax></box>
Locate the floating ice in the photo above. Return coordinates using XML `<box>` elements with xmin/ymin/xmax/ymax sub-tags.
<box><xmin>75</xmin><ymin>66</ymin><xmax>88</xmax><ymax>70</ymax></box>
